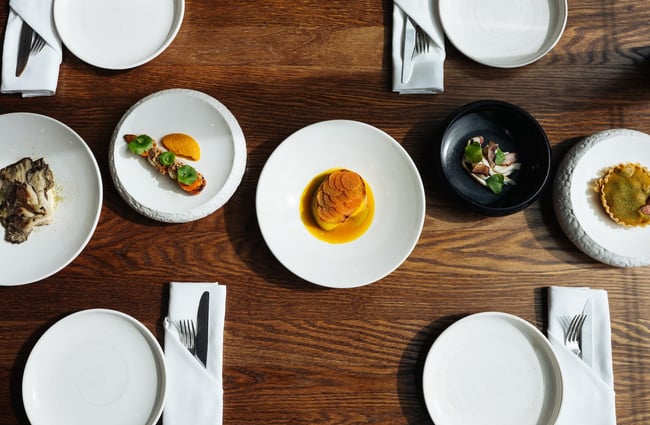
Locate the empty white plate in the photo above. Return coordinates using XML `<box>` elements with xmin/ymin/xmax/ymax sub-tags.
<box><xmin>439</xmin><ymin>0</ymin><xmax>567</xmax><ymax>68</ymax></box>
<box><xmin>54</xmin><ymin>0</ymin><xmax>184</xmax><ymax>69</ymax></box>
<box><xmin>422</xmin><ymin>312</ymin><xmax>563</xmax><ymax>425</ymax></box>
<box><xmin>22</xmin><ymin>309</ymin><xmax>166</xmax><ymax>425</ymax></box>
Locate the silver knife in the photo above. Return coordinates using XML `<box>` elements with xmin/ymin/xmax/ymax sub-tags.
<box><xmin>15</xmin><ymin>21</ymin><xmax>34</xmax><ymax>77</ymax></box>
<box><xmin>401</xmin><ymin>16</ymin><xmax>416</xmax><ymax>84</ymax></box>
<box><xmin>581</xmin><ymin>298</ymin><xmax>594</xmax><ymax>367</ymax></box>
<box><xmin>195</xmin><ymin>291</ymin><xmax>210</xmax><ymax>368</ymax></box>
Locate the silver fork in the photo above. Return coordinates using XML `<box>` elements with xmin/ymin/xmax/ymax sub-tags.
<box><xmin>414</xmin><ymin>27</ymin><xmax>430</xmax><ymax>56</ymax></box>
<box><xmin>565</xmin><ymin>313</ymin><xmax>587</xmax><ymax>357</ymax></box>
<box><xmin>178</xmin><ymin>319</ymin><xmax>196</xmax><ymax>355</ymax></box>
<box><xmin>30</xmin><ymin>32</ymin><xmax>46</xmax><ymax>56</ymax></box>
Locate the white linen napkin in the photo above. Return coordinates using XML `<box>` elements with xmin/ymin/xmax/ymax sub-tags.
<box><xmin>392</xmin><ymin>0</ymin><xmax>445</xmax><ymax>94</ymax></box>
<box><xmin>1</xmin><ymin>0</ymin><xmax>62</xmax><ymax>97</ymax></box>
<box><xmin>547</xmin><ymin>286</ymin><xmax>616</xmax><ymax>425</ymax></box>
<box><xmin>164</xmin><ymin>282</ymin><xmax>226</xmax><ymax>425</ymax></box>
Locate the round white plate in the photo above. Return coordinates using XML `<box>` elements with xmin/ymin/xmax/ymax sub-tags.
<box><xmin>554</xmin><ymin>129</ymin><xmax>650</xmax><ymax>267</ymax></box>
<box><xmin>256</xmin><ymin>120</ymin><xmax>425</xmax><ymax>288</ymax></box>
<box><xmin>109</xmin><ymin>88</ymin><xmax>247</xmax><ymax>223</ymax></box>
<box><xmin>422</xmin><ymin>312</ymin><xmax>563</xmax><ymax>425</ymax></box>
<box><xmin>23</xmin><ymin>309</ymin><xmax>166</xmax><ymax>425</ymax></box>
<box><xmin>439</xmin><ymin>0</ymin><xmax>567</xmax><ymax>68</ymax></box>
<box><xmin>0</xmin><ymin>113</ymin><xmax>102</xmax><ymax>286</ymax></box>
<box><xmin>54</xmin><ymin>0</ymin><xmax>184</xmax><ymax>69</ymax></box>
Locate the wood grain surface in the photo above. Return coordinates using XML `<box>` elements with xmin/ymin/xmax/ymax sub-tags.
<box><xmin>1</xmin><ymin>1</ymin><xmax>649</xmax><ymax>424</ymax></box>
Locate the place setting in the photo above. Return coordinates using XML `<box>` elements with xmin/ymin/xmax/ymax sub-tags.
<box><xmin>21</xmin><ymin>281</ymin><xmax>227</xmax><ymax>425</ymax></box>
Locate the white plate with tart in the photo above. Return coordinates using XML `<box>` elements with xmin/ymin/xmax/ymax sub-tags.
<box><xmin>554</xmin><ymin>128</ymin><xmax>650</xmax><ymax>267</ymax></box>
<box><xmin>0</xmin><ymin>113</ymin><xmax>102</xmax><ymax>286</ymax></box>
<box><xmin>109</xmin><ymin>89</ymin><xmax>247</xmax><ymax>223</ymax></box>
<box><xmin>256</xmin><ymin>120</ymin><xmax>425</xmax><ymax>288</ymax></box>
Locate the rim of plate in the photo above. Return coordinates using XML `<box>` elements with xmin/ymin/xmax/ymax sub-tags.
<box><xmin>438</xmin><ymin>0</ymin><xmax>568</xmax><ymax>68</ymax></box>
<box><xmin>53</xmin><ymin>0</ymin><xmax>185</xmax><ymax>69</ymax></box>
<box><xmin>255</xmin><ymin>119</ymin><xmax>426</xmax><ymax>288</ymax></box>
<box><xmin>553</xmin><ymin>128</ymin><xmax>650</xmax><ymax>267</ymax></box>
<box><xmin>22</xmin><ymin>309</ymin><xmax>166</xmax><ymax>425</ymax></box>
<box><xmin>422</xmin><ymin>312</ymin><xmax>563</xmax><ymax>425</ymax></box>
<box><xmin>109</xmin><ymin>88</ymin><xmax>247</xmax><ymax>223</ymax></box>
<box><xmin>0</xmin><ymin>113</ymin><xmax>103</xmax><ymax>286</ymax></box>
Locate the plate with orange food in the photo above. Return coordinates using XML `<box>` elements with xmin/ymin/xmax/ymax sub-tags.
<box><xmin>553</xmin><ymin>128</ymin><xmax>650</xmax><ymax>267</ymax></box>
<box><xmin>256</xmin><ymin>120</ymin><xmax>426</xmax><ymax>288</ymax></box>
<box><xmin>109</xmin><ymin>89</ymin><xmax>247</xmax><ymax>223</ymax></box>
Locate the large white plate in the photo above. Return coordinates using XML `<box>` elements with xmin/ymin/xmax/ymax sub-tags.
<box><xmin>439</xmin><ymin>0</ymin><xmax>567</xmax><ymax>68</ymax></box>
<box><xmin>0</xmin><ymin>113</ymin><xmax>102</xmax><ymax>286</ymax></box>
<box><xmin>23</xmin><ymin>309</ymin><xmax>166</xmax><ymax>425</ymax></box>
<box><xmin>554</xmin><ymin>129</ymin><xmax>650</xmax><ymax>267</ymax></box>
<box><xmin>54</xmin><ymin>0</ymin><xmax>184</xmax><ymax>69</ymax></box>
<box><xmin>109</xmin><ymin>88</ymin><xmax>247</xmax><ymax>223</ymax></box>
<box><xmin>422</xmin><ymin>312</ymin><xmax>563</xmax><ymax>425</ymax></box>
<box><xmin>256</xmin><ymin>120</ymin><xmax>425</xmax><ymax>288</ymax></box>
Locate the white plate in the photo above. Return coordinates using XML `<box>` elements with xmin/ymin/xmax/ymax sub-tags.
<box><xmin>439</xmin><ymin>0</ymin><xmax>567</xmax><ymax>68</ymax></box>
<box><xmin>0</xmin><ymin>113</ymin><xmax>102</xmax><ymax>286</ymax></box>
<box><xmin>54</xmin><ymin>0</ymin><xmax>184</xmax><ymax>69</ymax></box>
<box><xmin>109</xmin><ymin>89</ymin><xmax>247</xmax><ymax>223</ymax></box>
<box><xmin>554</xmin><ymin>129</ymin><xmax>650</xmax><ymax>267</ymax></box>
<box><xmin>256</xmin><ymin>120</ymin><xmax>425</xmax><ymax>288</ymax></box>
<box><xmin>422</xmin><ymin>312</ymin><xmax>563</xmax><ymax>425</ymax></box>
<box><xmin>23</xmin><ymin>309</ymin><xmax>166</xmax><ymax>425</ymax></box>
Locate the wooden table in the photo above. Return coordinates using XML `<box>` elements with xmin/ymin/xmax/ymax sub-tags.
<box><xmin>1</xmin><ymin>1</ymin><xmax>649</xmax><ymax>424</ymax></box>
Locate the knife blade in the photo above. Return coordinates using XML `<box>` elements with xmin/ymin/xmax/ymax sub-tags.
<box><xmin>195</xmin><ymin>291</ymin><xmax>210</xmax><ymax>368</ymax></box>
<box><xmin>15</xmin><ymin>21</ymin><xmax>34</xmax><ymax>77</ymax></box>
<box><xmin>401</xmin><ymin>16</ymin><xmax>416</xmax><ymax>84</ymax></box>
<box><xmin>581</xmin><ymin>298</ymin><xmax>594</xmax><ymax>367</ymax></box>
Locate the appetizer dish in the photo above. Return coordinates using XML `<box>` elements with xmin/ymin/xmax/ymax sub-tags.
<box><xmin>300</xmin><ymin>168</ymin><xmax>374</xmax><ymax>244</ymax></box>
<box><xmin>124</xmin><ymin>134</ymin><xmax>206</xmax><ymax>195</ymax></box>
<box><xmin>461</xmin><ymin>136</ymin><xmax>520</xmax><ymax>194</ymax></box>
<box><xmin>594</xmin><ymin>162</ymin><xmax>650</xmax><ymax>227</ymax></box>
<box><xmin>0</xmin><ymin>158</ymin><xmax>57</xmax><ymax>244</ymax></box>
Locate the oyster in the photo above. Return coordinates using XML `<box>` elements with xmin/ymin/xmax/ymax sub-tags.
<box><xmin>594</xmin><ymin>163</ymin><xmax>650</xmax><ymax>227</ymax></box>
<box><xmin>0</xmin><ymin>157</ymin><xmax>56</xmax><ymax>243</ymax></box>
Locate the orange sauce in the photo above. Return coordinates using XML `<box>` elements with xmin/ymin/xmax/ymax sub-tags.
<box><xmin>300</xmin><ymin>169</ymin><xmax>375</xmax><ymax>244</ymax></box>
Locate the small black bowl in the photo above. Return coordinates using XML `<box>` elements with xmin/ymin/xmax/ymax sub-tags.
<box><xmin>438</xmin><ymin>100</ymin><xmax>551</xmax><ymax>216</ymax></box>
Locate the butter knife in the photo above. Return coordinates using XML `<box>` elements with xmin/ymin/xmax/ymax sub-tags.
<box><xmin>15</xmin><ymin>21</ymin><xmax>34</xmax><ymax>77</ymax></box>
<box><xmin>581</xmin><ymin>298</ymin><xmax>594</xmax><ymax>367</ymax></box>
<box><xmin>195</xmin><ymin>291</ymin><xmax>210</xmax><ymax>368</ymax></box>
<box><xmin>401</xmin><ymin>16</ymin><xmax>416</xmax><ymax>84</ymax></box>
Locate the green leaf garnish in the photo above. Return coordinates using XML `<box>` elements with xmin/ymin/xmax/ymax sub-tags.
<box><xmin>464</xmin><ymin>141</ymin><xmax>483</xmax><ymax>164</ymax></box>
<box><xmin>495</xmin><ymin>147</ymin><xmax>506</xmax><ymax>165</ymax></box>
<box><xmin>158</xmin><ymin>151</ymin><xmax>176</xmax><ymax>166</ymax></box>
<box><xmin>128</xmin><ymin>134</ymin><xmax>153</xmax><ymax>155</ymax></box>
<box><xmin>177</xmin><ymin>165</ymin><xmax>197</xmax><ymax>185</ymax></box>
<box><xmin>486</xmin><ymin>174</ymin><xmax>505</xmax><ymax>194</ymax></box>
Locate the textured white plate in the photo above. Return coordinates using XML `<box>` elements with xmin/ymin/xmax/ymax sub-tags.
<box><xmin>439</xmin><ymin>0</ymin><xmax>567</xmax><ymax>68</ymax></box>
<box><xmin>422</xmin><ymin>312</ymin><xmax>563</xmax><ymax>425</ymax></box>
<box><xmin>256</xmin><ymin>120</ymin><xmax>425</xmax><ymax>288</ymax></box>
<box><xmin>554</xmin><ymin>129</ymin><xmax>650</xmax><ymax>267</ymax></box>
<box><xmin>54</xmin><ymin>0</ymin><xmax>184</xmax><ymax>69</ymax></box>
<box><xmin>23</xmin><ymin>309</ymin><xmax>166</xmax><ymax>425</ymax></box>
<box><xmin>0</xmin><ymin>113</ymin><xmax>102</xmax><ymax>286</ymax></box>
<box><xmin>109</xmin><ymin>89</ymin><xmax>247</xmax><ymax>223</ymax></box>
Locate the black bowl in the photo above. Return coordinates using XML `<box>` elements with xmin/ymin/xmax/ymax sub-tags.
<box><xmin>438</xmin><ymin>100</ymin><xmax>551</xmax><ymax>216</ymax></box>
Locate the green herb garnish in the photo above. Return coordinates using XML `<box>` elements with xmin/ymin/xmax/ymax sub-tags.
<box><xmin>127</xmin><ymin>134</ymin><xmax>153</xmax><ymax>155</ymax></box>
<box><xmin>494</xmin><ymin>147</ymin><xmax>506</xmax><ymax>165</ymax></box>
<box><xmin>486</xmin><ymin>174</ymin><xmax>505</xmax><ymax>194</ymax></box>
<box><xmin>158</xmin><ymin>151</ymin><xmax>176</xmax><ymax>166</ymax></box>
<box><xmin>177</xmin><ymin>165</ymin><xmax>198</xmax><ymax>185</ymax></box>
<box><xmin>464</xmin><ymin>141</ymin><xmax>483</xmax><ymax>164</ymax></box>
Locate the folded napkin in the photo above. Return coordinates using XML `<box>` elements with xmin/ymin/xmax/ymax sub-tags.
<box><xmin>1</xmin><ymin>0</ymin><xmax>62</xmax><ymax>97</ymax></box>
<box><xmin>164</xmin><ymin>282</ymin><xmax>226</xmax><ymax>425</ymax></box>
<box><xmin>548</xmin><ymin>286</ymin><xmax>616</xmax><ymax>425</ymax></box>
<box><xmin>392</xmin><ymin>0</ymin><xmax>445</xmax><ymax>94</ymax></box>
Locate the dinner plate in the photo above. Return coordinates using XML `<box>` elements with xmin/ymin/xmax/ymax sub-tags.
<box><xmin>0</xmin><ymin>113</ymin><xmax>102</xmax><ymax>286</ymax></box>
<box><xmin>256</xmin><ymin>120</ymin><xmax>425</xmax><ymax>288</ymax></box>
<box><xmin>554</xmin><ymin>129</ymin><xmax>650</xmax><ymax>267</ymax></box>
<box><xmin>53</xmin><ymin>0</ymin><xmax>184</xmax><ymax>69</ymax></box>
<box><xmin>422</xmin><ymin>312</ymin><xmax>563</xmax><ymax>425</ymax></box>
<box><xmin>438</xmin><ymin>0</ymin><xmax>567</xmax><ymax>68</ymax></box>
<box><xmin>109</xmin><ymin>88</ymin><xmax>247</xmax><ymax>223</ymax></box>
<box><xmin>22</xmin><ymin>309</ymin><xmax>166</xmax><ymax>425</ymax></box>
